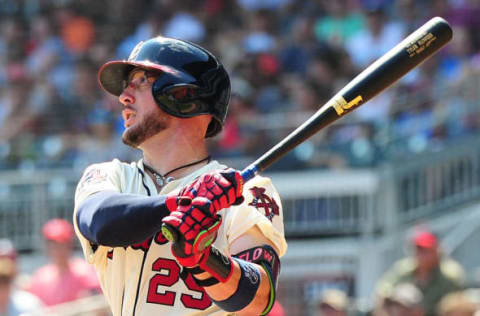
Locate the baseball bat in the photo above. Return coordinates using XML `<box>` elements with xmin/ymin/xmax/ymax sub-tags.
<box><xmin>161</xmin><ymin>17</ymin><xmax>452</xmax><ymax>243</ymax></box>
<box><xmin>241</xmin><ymin>16</ymin><xmax>452</xmax><ymax>181</ymax></box>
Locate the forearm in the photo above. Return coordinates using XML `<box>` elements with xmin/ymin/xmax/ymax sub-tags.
<box><xmin>181</xmin><ymin>244</ymin><xmax>279</xmax><ymax>315</ymax></box>
<box><xmin>76</xmin><ymin>190</ymin><xmax>170</xmax><ymax>247</ymax></box>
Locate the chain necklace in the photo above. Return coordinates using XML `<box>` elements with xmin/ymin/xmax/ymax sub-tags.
<box><xmin>143</xmin><ymin>156</ymin><xmax>211</xmax><ymax>187</ymax></box>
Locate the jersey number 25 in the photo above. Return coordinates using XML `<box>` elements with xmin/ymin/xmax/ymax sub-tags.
<box><xmin>147</xmin><ymin>257</ymin><xmax>212</xmax><ymax>310</ymax></box>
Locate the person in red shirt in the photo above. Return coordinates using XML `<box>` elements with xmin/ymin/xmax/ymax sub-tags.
<box><xmin>269</xmin><ymin>300</ymin><xmax>286</xmax><ymax>316</ymax></box>
<box><xmin>27</xmin><ymin>218</ymin><xmax>101</xmax><ymax>306</ymax></box>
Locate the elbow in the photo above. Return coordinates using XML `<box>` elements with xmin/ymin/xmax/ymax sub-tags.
<box><xmin>76</xmin><ymin>195</ymin><xmax>114</xmax><ymax>245</ymax></box>
<box><xmin>77</xmin><ymin>202</ymin><xmax>101</xmax><ymax>244</ymax></box>
<box><xmin>77</xmin><ymin>191</ymin><xmax>123</xmax><ymax>245</ymax></box>
<box><xmin>77</xmin><ymin>203</ymin><xmax>119</xmax><ymax>246</ymax></box>
<box><xmin>93</xmin><ymin>226</ymin><xmax>118</xmax><ymax>246</ymax></box>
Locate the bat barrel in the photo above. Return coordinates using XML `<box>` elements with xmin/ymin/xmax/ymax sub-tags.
<box><xmin>240</xmin><ymin>17</ymin><xmax>452</xmax><ymax>183</ymax></box>
<box><xmin>339</xmin><ymin>16</ymin><xmax>452</xmax><ymax>103</ymax></box>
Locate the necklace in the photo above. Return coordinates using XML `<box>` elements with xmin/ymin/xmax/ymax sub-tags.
<box><xmin>143</xmin><ymin>156</ymin><xmax>211</xmax><ymax>187</ymax></box>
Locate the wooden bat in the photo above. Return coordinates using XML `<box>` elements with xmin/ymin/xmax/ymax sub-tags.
<box><xmin>241</xmin><ymin>16</ymin><xmax>452</xmax><ymax>181</ymax></box>
<box><xmin>162</xmin><ymin>17</ymin><xmax>453</xmax><ymax>243</ymax></box>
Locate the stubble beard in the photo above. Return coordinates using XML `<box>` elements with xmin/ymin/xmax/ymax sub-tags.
<box><xmin>122</xmin><ymin>114</ymin><xmax>168</xmax><ymax>148</ymax></box>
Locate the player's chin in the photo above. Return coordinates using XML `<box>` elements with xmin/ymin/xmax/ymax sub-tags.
<box><xmin>122</xmin><ymin>115</ymin><xmax>168</xmax><ymax>148</ymax></box>
<box><xmin>122</xmin><ymin>128</ymin><xmax>143</xmax><ymax>148</ymax></box>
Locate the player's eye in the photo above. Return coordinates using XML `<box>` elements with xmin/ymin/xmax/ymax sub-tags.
<box><xmin>137</xmin><ymin>75</ymin><xmax>147</xmax><ymax>85</ymax></box>
<box><xmin>122</xmin><ymin>70</ymin><xmax>158</xmax><ymax>91</ymax></box>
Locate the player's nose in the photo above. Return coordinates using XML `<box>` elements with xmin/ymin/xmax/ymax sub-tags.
<box><xmin>119</xmin><ymin>89</ymin><xmax>135</xmax><ymax>106</ymax></box>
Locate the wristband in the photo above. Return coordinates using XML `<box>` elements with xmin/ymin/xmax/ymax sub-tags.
<box><xmin>211</xmin><ymin>258</ymin><xmax>261</xmax><ymax>312</ymax></box>
<box><xmin>234</xmin><ymin>245</ymin><xmax>281</xmax><ymax>315</ymax></box>
<box><xmin>234</xmin><ymin>245</ymin><xmax>280</xmax><ymax>288</ymax></box>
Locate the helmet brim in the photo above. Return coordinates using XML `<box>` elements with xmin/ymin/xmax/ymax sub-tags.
<box><xmin>98</xmin><ymin>60</ymin><xmax>177</xmax><ymax>96</ymax></box>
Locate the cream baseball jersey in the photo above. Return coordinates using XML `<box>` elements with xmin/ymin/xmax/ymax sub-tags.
<box><xmin>74</xmin><ymin>159</ymin><xmax>287</xmax><ymax>316</ymax></box>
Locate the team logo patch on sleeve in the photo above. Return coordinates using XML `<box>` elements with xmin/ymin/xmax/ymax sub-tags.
<box><xmin>78</xmin><ymin>168</ymin><xmax>108</xmax><ymax>190</ymax></box>
<box><xmin>248</xmin><ymin>187</ymin><xmax>279</xmax><ymax>221</ymax></box>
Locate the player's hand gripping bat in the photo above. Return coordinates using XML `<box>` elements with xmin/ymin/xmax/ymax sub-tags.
<box><xmin>162</xmin><ymin>17</ymin><xmax>453</xmax><ymax>243</ymax></box>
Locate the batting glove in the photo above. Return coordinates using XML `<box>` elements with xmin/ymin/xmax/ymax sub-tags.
<box><xmin>179</xmin><ymin>168</ymin><xmax>244</xmax><ymax>211</ymax></box>
<box><xmin>165</xmin><ymin>191</ymin><xmax>184</xmax><ymax>212</ymax></box>
<box><xmin>162</xmin><ymin>197</ymin><xmax>221</xmax><ymax>267</ymax></box>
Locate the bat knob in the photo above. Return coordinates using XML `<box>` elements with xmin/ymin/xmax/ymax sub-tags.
<box><xmin>161</xmin><ymin>223</ymin><xmax>179</xmax><ymax>242</ymax></box>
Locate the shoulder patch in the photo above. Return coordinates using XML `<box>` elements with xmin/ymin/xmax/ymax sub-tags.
<box><xmin>78</xmin><ymin>168</ymin><xmax>108</xmax><ymax>190</ymax></box>
<box><xmin>248</xmin><ymin>186</ymin><xmax>279</xmax><ymax>221</ymax></box>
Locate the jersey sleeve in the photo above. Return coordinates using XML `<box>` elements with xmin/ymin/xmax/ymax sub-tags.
<box><xmin>222</xmin><ymin>175</ymin><xmax>287</xmax><ymax>257</ymax></box>
<box><xmin>73</xmin><ymin>160</ymin><xmax>124</xmax><ymax>265</ymax></box>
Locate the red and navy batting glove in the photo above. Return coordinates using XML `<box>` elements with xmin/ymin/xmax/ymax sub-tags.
<box><xmin>162</xmin><ymin>197</ymin><xmax>221</xmax><ymax>267</ymax></box>
<box><xmin>165</xmin><ymin>191</ymin><xmax>192</xmax><ymax>213</ymax></box>
<box><xmin>178</xmin><ymin>168</ymin><xmax>244</xmax><ymax>214</ymax></box>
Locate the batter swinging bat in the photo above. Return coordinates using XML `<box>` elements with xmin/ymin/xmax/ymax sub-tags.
<box><xmin>162</xmin><ymin>17</ymin><xmax>452</xmax><ymax>242</ymax></box>
<box><xmin>240</xmin><ymin>16</ymin><xmax>452</xmax><ymax>181</ymax></box>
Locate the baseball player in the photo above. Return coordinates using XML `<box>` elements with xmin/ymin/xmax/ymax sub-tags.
<box><xmin>73</xmin><ymin>36</ymin><xmax>287</xmax><ymax>316</ymax></box>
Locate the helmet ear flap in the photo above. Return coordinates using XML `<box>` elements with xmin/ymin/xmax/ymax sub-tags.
<box><xmin>206</xmin><ymin>119</ymin><xmax>222</xmax><ymax>137</ymax></box>
<box><xmin>153</xmin><ymin>83</ymin><xmax>221</xmax><ymax>137</ymax></box>
<box><xmin>165</xmin><ymin>85</ymin><xmax>198</xmax><ymax>103</ymax></box>
<box><xmin>152</xmin><ymin>83</ymin><xmax>206</xmax><ymax>116</ymax></box>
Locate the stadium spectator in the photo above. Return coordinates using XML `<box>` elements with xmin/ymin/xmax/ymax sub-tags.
<box><xmin>27</xmin><ymin>218</ymin><xmax>101</xmax><ymax>307</ymax></box>
<box><xmin>345</xmin><ymin>2</ymin><xmax>406</xmax><ymax>69</ymax></box>
<box><xmin>242</xmin><ymin>9</ymin><xmax>277</xmax><ymax>54</ymax></box>
<box><xmin>0</xmin><ymin>239</ymin><xmax>43</xmax><ymax>315</ymax></box>
<box><xmin>375</xmin><ymin>229</ymin><xmax>466</xmax><ymax>316</ymax></box>
<box><xmin>163</xmin><ymin>4</ymin><xmax>206</xmax><ymax>42</ymax></box>
<box><xmin>313</xmin><ymin>0</ymin><xmax>365</xmax><ymax>47</ymax></box>
<box><xmin>313</xmin><ymin>288</ymin><xmax>349</xmax><ymax>316</ymax></box>
<box><xmin>376</xmin><ymin>282</ymin><xmax>425</xmax><ymax>316</ymax></box>
<box><xmin>436</xmin><ymin>291</ymin><xmax>478</xmax><ymax>316</ymax></box>
<box><xmin>0</xmin><ymin>0</ymin><xmax>476</xmax><ymax>170</ymax></box>
<box><xmin>269</xmin><ymin>300</ymin><xmax>286</xmax><ymax>316</ymax></box>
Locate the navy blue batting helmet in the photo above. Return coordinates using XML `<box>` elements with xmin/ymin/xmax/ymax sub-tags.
<box><xmin>98</xmin><ymin>37</ymin><xmax>231</xmax><ymax>137</ymax></box>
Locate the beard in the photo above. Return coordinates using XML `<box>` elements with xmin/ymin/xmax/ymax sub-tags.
<box><xmin>122</xmin><ymin>113</ymin><xmax>168</xmax><ymax>148</ymax></box>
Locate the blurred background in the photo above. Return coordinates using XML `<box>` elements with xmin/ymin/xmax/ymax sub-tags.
<box><xmin>0</xmin><ymin>0</ymin><xmax>479</xmax><ymax>315</ymax></box>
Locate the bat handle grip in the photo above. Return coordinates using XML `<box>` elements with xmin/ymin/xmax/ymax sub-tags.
<box><xmin>240</xmin><ymin>164</ymin><xmax>258</xmax><ymax>182</ymax></box>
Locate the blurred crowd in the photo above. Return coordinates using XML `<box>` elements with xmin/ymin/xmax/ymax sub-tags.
<box><xmin>0</xmin><ymin>219</ymin><xmax>105</xmax><ymax>316</ymax></box>
<box><xmin>307</xmin><ymin>229</ymin><xmax>480</xmax><ymax>316</ymax></box>
<box><xmin>3</xmin><ymin>223</ymin><xmax>480</xmax><ymax>316</ymax></box>
<box><xmin>0</xmin><ymin>0</ymin><xmax>479</xmax><ymax>171</ymax></box>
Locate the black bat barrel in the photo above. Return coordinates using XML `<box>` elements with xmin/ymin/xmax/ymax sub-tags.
<box><xmin>340</xmin><ymin>16</ymin><xmax>452</xmax><ymax>109</ymax></box>
<box><xmin>241</xmin><ymin>17</ymin><xmax>452</xmax><ymax>182</ymax></box>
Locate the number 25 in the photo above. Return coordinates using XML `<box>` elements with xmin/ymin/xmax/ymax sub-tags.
<box><xmin>146</xmin><ymin>257</ymin><xmax>212</xmax><ymax>310</ymax></box>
